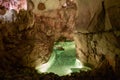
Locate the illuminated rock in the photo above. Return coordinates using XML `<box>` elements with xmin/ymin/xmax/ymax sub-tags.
<box><xmin>74</xmin><ymin>0</ymin><xmax>120</xmax><ymax>68</ymax></box>
<box><xmin>27</xmin><ymin>0</ymin><xmax>77</xmax><ymax>67</ymax></box>
<box><xmin>0</xmin><ymin>0</ymin><xmax>77</xmax><ymax>68</ymax></box>
<box><xmin>9</xmin><ymin>0</ymin><xmax>27</xmax><ymax>12</ymax></box>
<box><xmin>0</xmin><ymin>0</ymin><xmax>27</xmax><ymax>22</ymax></box>
<box><xmin>0</xmin><ymin>0</ymin><xmax>119</xmax><ymax>75</ymax></box>
<box><xmin>29</xmin><ymin>0</ymin><xmax>76</xmax><ymax>15</ymax></box>
<box><xmin>0</xmin><ymin>0</ymin><xmax>10</xmax><ymax>9</ymax></box>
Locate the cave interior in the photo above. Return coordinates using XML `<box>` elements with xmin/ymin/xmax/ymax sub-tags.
<box><xmin>0</xmin><ymin>0</ymin><xmax>120</xmax><ymax>80</ymax></box>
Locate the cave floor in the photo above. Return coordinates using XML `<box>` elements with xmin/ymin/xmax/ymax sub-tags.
<box><xmin>36</xmin><ymin>41</ymin><xmax>91</xmax><ymax>76</ymax></box>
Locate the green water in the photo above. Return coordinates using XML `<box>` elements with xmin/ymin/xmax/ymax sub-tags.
<box><xmin>36</xmin><ymin>41</ymin><xmax>90</xmax><ymax>76</ymax></box>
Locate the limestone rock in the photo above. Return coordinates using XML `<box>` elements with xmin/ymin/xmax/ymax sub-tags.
<box><xmin>0</xmin><ymin>0</ymin><xmax>77</xmax><ymax>68</ymax></box>
<box><xmin>0</xmin><ymin>10</ymin><xmax>54</xmax><ymax>67</ymax></box>
<box><xmin>107</xmin><ymin>7</ymin><xmax>120</xmax><ymax>30</ymax></box>
<box><xmin>74</xmin><ymin>31</ymin><xmax>120</xmax><ymax>68</ymax></box>
<box><xmin>74</xmin><ymin>0</ymin><xmax>120</xmax><ymax>68</ymax></box>
<box><xmin>34</xmin><ymin>9</ymin><xmax>76</xmax><ymax>41</ymax></box>
<box><xmin>75</xmin><ymin>0</ymin><xmax>104</xmax><ymax>33</ymax></box>
<box><xmin>0</xmin><ymin>0</ymin><xmax>120</xmax><ymax>72</ymax></box>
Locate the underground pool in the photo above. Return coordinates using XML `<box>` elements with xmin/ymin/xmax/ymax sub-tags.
<box><xmin>36</xmin><ymin>41</ymin><xmax>91</xmax><ymax>76</ymax></box>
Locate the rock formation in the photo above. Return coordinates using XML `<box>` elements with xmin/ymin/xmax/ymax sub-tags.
<box><xmin>74</xmin><ymin>0</ymin><xmax>120</xmax><ymax>68</ymax></box>
<box><xmin>0</xmin><ymin>0</ymin><xmax>120</xmax><ymax>79</ymax></box>
<box><xmin>0</xmin><ymin>0</ymin><xmax>76</xmax><ymax>68</ymax></box>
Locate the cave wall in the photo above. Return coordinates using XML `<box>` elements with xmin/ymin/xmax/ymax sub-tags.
<box><xmin>0</xmin><ymin>0</ymin><xmax>120</xmax><ymax>70</ymax></box>
<box><xmin>74</xmin><ymin>0</ymin><xmax>120</xmax><ymax>68</ymax></box>
<box><xmin>0</xmin><ymin>0</ymin><xmax>77</xmax><ymax>68</ymax></box>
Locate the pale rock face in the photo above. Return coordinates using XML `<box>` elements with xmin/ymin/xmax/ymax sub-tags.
<box><xmin>0</xmin><ymin>0</ymin><xmax>27</xmax><ymax>21</ymax></box>
<box><xmin>9</xmin><ymin>0</ymin><xmax>27</xmax><ymax>12</ymax></box>
<box><xmin>0</xmin><ymin>10</ymin><xmax>17</xmax><ymax>22</ymax></box>
<box><xmin>30</xmin><ymin>0</ymin><xmax>66</xmax><ymax>15</ymax></box>
<box><xmin>0</xmin><ymin>0</ymin><xmax>27</xmax><ymax>12</ymax></box>
<box><xmin>75</xmin><ymin>0</ymin><xmax>104</xmax><ymax>33</ymax></box>
<box><xmin>74</xmin><ymin>32</ymin><xmax>120</xmax><ymax>68</ymax></box>
<box><xmin>74</xmin><ymin>0</ymin><xmax>120</xmax><ymax>68</ymax></box>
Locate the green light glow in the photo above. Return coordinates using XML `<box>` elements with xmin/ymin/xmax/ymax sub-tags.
<box><xmin>35</xmin><ymin>51</ymin><xmax>56</xmax><ymax>73</ymax></box>
<box><xmin>36</xmin><ymin>41</ymin><xmax>88</xmax><ymax>76</ymax></box>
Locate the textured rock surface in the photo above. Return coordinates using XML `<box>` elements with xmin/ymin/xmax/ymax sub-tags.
<box><xmin>74</xmin><ymin>31</ymin><xmax>120</xmax><ymax>68</ymax></box>
<box><xmin>0</xmin><ymin>10</ymin><xmax>54</xmax><ymax>67</ymax></box>
<box><xmin>0</xmin><ymin>0</ymin><xmax>120</xmax><ymax>77</ymax></box>
<box><xmin>0</xmin><ymin>58</ymin><xmax>119</xmax><ymax>80</ymax></box>
<box><xmin>28</xmin><ymin>0</ymin><xmax>77</xmax><ymax>67</ymax></box>
<box><xmin>34</xmin><ymin>9</ymin><xmax>76</xmax><ymax>41</ymax></box>
<box><xmin>29</xmin><ymin>0</ymin><xmax>77</xmax><ymax>41</ymax></box>
<box><xmin>29</xmin><ymin>0</ymin><xmax>76</xmax><ymax>14</ymax></box>
<box><xmin>75</xmin><ymin>0</ymin><xmax>104</xmax><ymax>33</ymax></box>
<box><xmin>75</xmin><ymin>0</ymin><xmax>120</xmax><ymax>68</ymax></box>
<box><xmin>0</xmin><ymin>0</ymin><xmax>27</xmax><ymax>14</ymax></box>
<box><xmin>0</xmin><ymin>0</ymin><xmax>77</xmax><ymax>68</ymax></box>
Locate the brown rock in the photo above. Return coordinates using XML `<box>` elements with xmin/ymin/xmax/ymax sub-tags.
<box><xmin>0</xmin><ymin>0</ymin><xmax>77</xmax><ymax>68</ymax></box>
